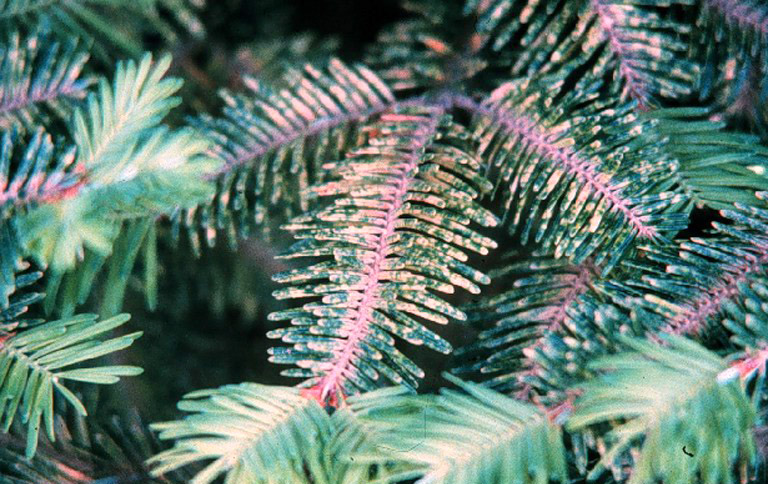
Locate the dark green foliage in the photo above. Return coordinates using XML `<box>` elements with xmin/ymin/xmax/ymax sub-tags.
<box><xmin>650</xmin><ymin>107</ymin><xmax>768</xmax><ymax>210</ymax></box>
<box><xmin>454</xmin><ymin>253</ymin><xmax>600</xmax><ymax>395</ymax></box>
<box><xmin>0</xmin><ymin>0</ymin><xmax>202</xmax><ymax>61</ymax></box>
<box><xmin>176</xmin><ymin>59</ymin><xmax>395</xmax><ymax>250</ymax></box>
<box><xmin>467</xmin><ymin>0</ymin><xmax>697</xmax><ymax>106</ymax></box>
<box><xmin>691</xmin><ymin>0</ymin><xmax>768</xmax><ymax>137</ymax></box>
<box><xmin>469</xmin><ymin>74</ymin><xmax>688</xmax><ymax>272</ymax></box>
<box><xmin>0</xmin><ymin>407</ymin><xmax>192</xmax><ymax>483</ymax></box>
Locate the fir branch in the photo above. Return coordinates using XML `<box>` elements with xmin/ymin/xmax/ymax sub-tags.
<box><xmin>591</xmin><ymin>0</ymin><xmax>652</xmax><ymax>104</ymax></box>
<box><xmin>16</xmin><ymin>53</ymin><xmax>217</xmax><ymax>271</ymax></box>
<box><xmin>312</xmin><ymin>111</ymin><xmax>442</xmax><ymax>404</ymax></box>
<box><xmin>0</xmin><ymin>0</ymin><xmax>159</xmax><ymax>58</ymax></box>
<box><xmin>207</xmin><ymin>61</ymin><xmax>394</xmax><ymax>177</ymax></box>
<box><xmin>455</xmin><ymin>255</ymin><xmax>599</xmax><ymax>397</ymax></box>
<box><xmin>693</xmin><ymin>0</ymin><xmax>768</xmax><ymax>137</ymax></box>
<box><xmin>705</xmin><ymin>0</ymin><xmax>768</xmax><ymax>37</ymax></box>
<box><xmin>352</xmin><ymin>374</ymin><xmax>568</xmax><ymax>484</ymax></box>
<box><xmin>177</xmin><ymin>59</ymin><xmax>396</xmax><ymax>249</ymax></box>
<box><xmin>649</xmin><ymin>107</ymin><xmax>768</xmax><ymax>210</ymax></box>
<box><xmin>149</xmin><ymin>383</ymin><xmax>332</xmax><ymax>484</ymax></box>
<box><xmin>456</xmin><ymin>95</ymin><xmax>659</xmax><ymax>239</ymax></box>
<box><xmin>568</xmin><ymin>335</ymin><xmax>757</xmax><ymax>484</ymax></box>
<box><xmin>0</xmin><ymin>31</ymin><xmax>90</xmax><ymax>132</ymax></box>
<box><xmin>71</xmin><ymin>53</ymin><xmax>182</xmax><ymax>178</ymax></box>
<box><xmin>466</xmin><ymin>0</ymin><xmax>696</xmax><ymax>105</ymax></box>
<box><xmin>454</xmin><ymin>83</ymin><xmax>687</xmax><ymax>272</ymax></box>
<box><xmin>662</xmin><ymin>240</ymin><xmax>768</xmax><ymax>336</ymax></box>
<box><xmin>365</xmin><ymin>1</ymin><xmax>487</xmax><ymax>93</ymax></box>
<box><xmin>0</xmin><ymin>129</ymin><xmax>80</xmax><ymax>216</ymax></box>
<box><xmin>268</xmin><ymin>106</ymin><xmax>498</xmax><ymax>405</ymax></box>
<box><xmin>609</xmin><ymin>200</ymin><xmax>768</xmax><ymax>340</ymax></box>
<box><xmin>0</xmin><ymin>312</ymin><xmax>142</xmax><ymax>458</ymax></box>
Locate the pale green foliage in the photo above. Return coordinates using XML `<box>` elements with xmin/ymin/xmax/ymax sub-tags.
<box><xmin>16</xmin><ymin>53</ymin><xmax>217</xmax><ymax>271</ymax></box>
<box><xmin>350</xmin><ymin>375</ymin><xmax>567</xmax><ymax>484</ymax></box>
<box><xmin>0</xmin><ymin>312</ymin><xmax>142</xmax><ymax>458</ymax></box>
<box><xmin>149</xmin><ymin>383</ymin><xmax>332</xmax><ymax>484</ymax></box>
<box><xmin>569</xmin><ymin>335</ymin><xmax>756</xmax><ymax>484</ymax></box>
<box><xmin>147</xmin><ymin>378</ymin><xmax>568</xmax><ymax>484</ymax></box>
<box><xmin>149</xmin><ymin>383</ymin><xmax>413</xmax><ymax>484</ymax></box>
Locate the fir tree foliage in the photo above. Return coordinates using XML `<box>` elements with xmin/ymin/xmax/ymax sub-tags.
<box><xmin>268</xmin><ymin>106</ymin><xmax>498</xmax><ymax>402</ymax></box>
<box><xmin>603</xmin><ymin>197</ymin><xmax>768</xmax><ymax>342</ymax></box>
<box><xmin>569</xmin><ymin>335</ymin><xmax>757</xmax><ymax>484</ymax></box>
<box><xmin>149</xmin><ymin>383</ymin><xmax>334</xmax><ymax>484</ymax></box>
<box><xmin>0</xmin><ymin>0</ymin><xmax>203</xmax><ymax>61</ymax></box>
<box><xmin>0</xmin><ymin>30</ymin><xmax>90</xmax><ymax>132</ymax></box>
<box><xmin>0</xmin><ymin>310</ymin><xmax>142</xmax><ymax>458</ymax></box>
<box><xmin>467</xmin><ymin>0</ymin><xmax>697</xmax><ymax>107</ymax></box>
<box><xmin>17</xmin><ymin>53</ymin><xmax>217</xmax><ymax>271</ymax></box>
<box><xmin>177</xmin><ymin>59</ymin><xmax>396</xmax><ymax>250</ymax></box>
<box><xmin>2</xmin><ymin>1</ymin><xmax>768</xmax><ymax>483</ymax></box>
<box><xmin>650</xmin><ymin>107</ymin><xmax>768</xmax><ymax>210</ymax></box>
<box><xmin>454</xmin><ymin>253</ymin><xmax>600</xmax><ymax>395</ymax></box>
<box><xmin>466</xmin><ymin>74</ymin><xmax>688</xmax><ymax>272</ymax></box>
<box><xmin>352</xmin><ymin>374</ymin><xmax>568</xmax><ymax>484</ymax></box>
<box><xmin>691</xmin><ymin>0</ymin><xmax>768</xmax><ymax>136</ymax></box>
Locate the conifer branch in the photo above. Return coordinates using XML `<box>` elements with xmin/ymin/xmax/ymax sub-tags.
<box><xmin>605</xmin><ymin>201</ymin><xmax>768</xmax><ymax>340</ymax></box>
<box><xmin>466</xmin><ymin>0</ymin><xmax>695</xmax><ymax>105</ymax></box>
<box><xmin>16</xmin><ymin>53</ymin><xmax>217</xmax><ymax>270</ymax></box>
<box><xmin>591</xmin><ymin>0</ymin><xmax>651</xmax><ymax>105</ymax></box>
<box><xmin>456</xmin><ymin>95</ymin><xmax>660</xmax><ymax>239</ymax></box>
<box><xmin>0</xmin><ymin>312</ymin><xmax>142</xmax><ymax>458</ymax></box>
<box><xmin>649</xmin><ymin>107</ymin><xmax>768</xmax><ymax>210</ymax></box>
<box><xmin>345</xmin><ymin>375</ymin><xmax>567</xmax><ymax>484</ymax></box>
<box><xmin>455</xmin><ymin>255</ymin><xmax>599</xmax><ymax>398</ymax></box>
<box><xmin>705</xmin><ymin>0</ymin><xmax>768</xmax><ymax>36</ymax></box>
<box><xmin>0</xmin><ymin>32</ymin><xmax>90</xmax><ymax>132</ymax></box>
<box><xmin>663</xmin><ymin>241</ymin><xmax>768</xmax><ymax>336</ymax></box>
<box><xmin>178</xmin><ymin>59</ymin><xmax>396</xmax><ymax>249</ymax></box>
<box><xmin>568</xmin><ymin>335</ymin><xmax>757</xmax><ymax>484</ymax></box>
<box><xmin>452</xmin><ymin>86</ymin><xmax>687</xmax><ymax>272</ymax></box>
<box><xmin>269</xmin><ymin>106</ymin><xmax>498</xmax><ymax>405</ymax></box>
<box><xmin>149</xmin><ymin>383</ymin><xmax>332</xmax><ymax>484</ymax></box>
<box><xmin>314</xmin><ymin>111</ymin><xmax>442</xmax><ymax>403</ymax></box>
<box><xmin>0</xmin><ymin>129</ymin><xmax>80</xmax><ymax>215</ymax></box>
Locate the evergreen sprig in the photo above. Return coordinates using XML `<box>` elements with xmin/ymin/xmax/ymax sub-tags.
<box><xmin>569</xmin><ymin>335</ymin><xmax>757</xmax><ymax>484</ymax></box>
<box><xmin>177</xmin><ymin>59</ymin><xmax>396</xmax><ymax>250</ymax></box>
<box><xmin>0</xmin><ymin>30</ymin><xmax>90</xmax><ymax>132</ymax></box>
<box><xmin>0</xmin><ymin>312</ymin><xmax>142</xmax><ymax>458</ymax></box>
<box><xmin>268</xmin><ymin>106</ymin><xmax>498</xmax><ymax>403</ymax></box>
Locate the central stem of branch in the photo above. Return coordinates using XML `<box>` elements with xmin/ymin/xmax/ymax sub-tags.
<box><xmin>314</xmin><ymin>110</ymin><xmax>443</xmax><ymax>405</ymax></box>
